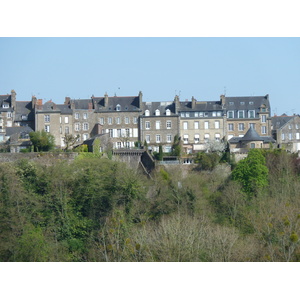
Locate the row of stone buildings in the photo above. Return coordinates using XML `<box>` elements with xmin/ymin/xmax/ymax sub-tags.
<box><xmin>1</xmin><ymin>89</ymin><xmax>300</xmax><ymax>153</ymax></box>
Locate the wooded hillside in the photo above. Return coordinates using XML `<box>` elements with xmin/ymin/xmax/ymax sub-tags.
<box><xmin>1</xmin><ymin>149</ymin><xmax>300</xmax><ymax>262</ymax></box>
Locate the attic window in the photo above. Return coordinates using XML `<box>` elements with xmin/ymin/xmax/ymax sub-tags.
<box><xmin>2</xmin><ymin>103</ymin><xmax>9</xmax><ymax>108</ymax></box>
<box><xmin>125</xmin><ymin>106</ymin><xmax>128</xmax><ymax>110</ymax></box>
<box><xmin>21</xmin><ymin>115</ymin><xmax>28</xmax><ymax>120</ymax></box>
<box><xmin>229</xmin><ymin>102</ymin><xmax>234</xmax><ymax>105</ymax></box>
<box><xmin>155</xmin><ymin>109</ymin><xmax>160</xmax><ymax>116</ymax></box>
<box><xmin>166</xmin><ymin>109</ymin><xmax>171</xmax><ymax>116</ymax></box>
<box><xmin>116</xmin><ymin>104</ymin><xmax>121</xmax><ymax>111</ymax></box>
<box><xmin>240</xmin><ymin>102</ymin><xmax>245</xmax><ymax>105</ymax></box>
<box><xmin>249</xmin><ymin>101</ymin><xmax>254</xmax><ymax>105</ymax></box>
<box><xmin>145</xmin><ymin>109</ymin><xmax>150</xmax><ymax>116</ymax></box>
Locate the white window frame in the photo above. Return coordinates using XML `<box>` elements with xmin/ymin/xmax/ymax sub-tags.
<box><xmin>156</xmin><ymin>135</ymin><xmax>161</xmax><ymax>143</ymax></box>
<box><xmin>227</xmin><ymin>111</ymin><xmax>234</xmax><ymax>119</ymax></box>
<box><xmin>183</xmin><ymin>121</ymin><xmax>188</xmax><ymax>130</ymax></box>
<box><xmin>99</xmin><ymin>117</ymin><xmax>104</xmax><ymax>125</ymax></box>
<box><xmin>75</xmin><ymin>123</ymin><xmax>80</xmax><ymax>131</ymax></box>
<box><xmin>167</xmin><ymin>134</ymin><xmax>172</xmax><ymax>143</ymax></box>
<box><xmin>261</xmin><ymin>115</ymin><xmax>266</xmax><ymax>123</ymax></box>
<box><xmin>145</xmin><ymin>121</ymin><xmax>150</xmax><ymax>129</ymax></box>
<box><xmin>228</xmin><ymin>123</ymin><xmax>234</xmax><ymax>131</ymax></box>
<box><xmin>215</xmin><ymin>121</ymin><xmax>220</xmax><ymax>129</ymax></box>
<box><xmin>204</xmin><ymin>121</ymin><xmax>209</xmax><ymax>129</ymax></box>
<box><xmin>64</xmin><ymin>116</ymin><xmax>69</xmax><ymax>124</ymax></box>
<box><xmin>166</xmin><ymin>121</ymin><xmax>172</xmax><ymax>129</ymax></box>
<box><xmin>156</xmin><ymin>121</ymin><xmax>160</xmax><ymax>130</ymax></box>
<box><xmin>108</xmin><ymin>117</ymin><xmax>112</xmax><ymax>125</ymax></box>
<box><xmin>248</xmin><ymin>110</ymin><xmax>255</xmax><ymax>118</ymax></box>
<box><xmin>83</xmin><ymin>113</ymin><xmax>87</xmax><ymax>120</ymax></box>
<box><xmin>194</xmin><ymin>121</ymin><xmax>199</xmax><ymax>129</ymax></box>
<box><xmin>146</xmin><ymin>135</ymin><xmax>150</xmax><ymax>143</ymax></box>
<box><xmin>125</xmin><ymin>117</ymin><xmax>129</xmax><ymax>124</ymax></box>
<box><xmin>261</xmin><ymin>126</ymin><xmax>267</xmax><ymax>134</ymax></box>
<box><xmin>44</xmin><ymin>125</ymin><xmax>50</xmax><ymax>132</ymax></box>
<box><xmin>44</xmin><ymin>115</ymin><xmax>50</xmax><ymax>123</ymax></box>
<box><xmin>238</xmin><ymin>123</ymin><xmax>244</xmax><ymax>131</ymax></box>
<box><xmin>238</xmin><ymin>110</ymin><xmax>245</xmax><ymax>119</ymax></box>
<box><xmin>83</xmin><ymin>123</ymin><xmax>89</xmax><ymax>131</ymax></box>
<box><xmin>75</xmin><ymin>113</ymin><xmax>79</xmax><ymax>119</ymax></box>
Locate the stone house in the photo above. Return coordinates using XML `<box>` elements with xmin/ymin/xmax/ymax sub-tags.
<box><xmin>271</xmin><ymin>114</ymin><xmax>300</xmax><ymax>152</ymax></box>
<box><xmin>177</xmin><ymin>96</ymin><xmax>226</xmax><ymax>154</ymax></box>
<box><xmin>223</xmin><ymin>94</ymin><xmax>271</xmax><ymax>141</ymax></box>
<box><xmin>140</xmin><ymin>99</ymin><xmax>179</xmax><ymax>153</ymax></box>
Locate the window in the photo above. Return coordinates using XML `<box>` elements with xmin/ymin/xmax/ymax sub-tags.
<box><xmin>229</xmin><ymin>102</ymin><xmax>234</xmax><ymax>105</ymax></box>
<box><xmin>204</xmin><ymin>112</ymin><xmax>208</xmax><ymax>117</ymax></box>
<box><xmin>261</xmin><ymin>115</ymin><xmax>266</xmax><ymax>123</ymax></box>
<box><xmin>44</xmin><ymin>125</ymin><xmax>50</xmax><ymax>132</ymax></box>
<box><xmin>133</xmin><ymin>117</ymin><xmax>138</xmax><ymax>124</ymax></box>
<box><xmin>166</xmin><ymin>121</ymin><xmax>172</xmax><ymax>129</ymax></box>
<box><xmin>183</xmin><ymin>135</ymin><xmax>189</xmax><ymax>144</ymax></box>
<box><xmin>83</xmin><ymin>113</ymin><xmax>87</xmax><ymax>119</ymax></box>
<box><xmin>238</xmin><ymin>123</ymin><xmax>244</xmax><ymax>131</ymax></box>
<box><xmin>116</xmin><ymin>142</ymin><xmax>122</xmax><ymax>149</ymax></box>
<box><xmin>166</xmin><ymin>109</ymin><xmax>171</xmax><ymax>116</ymax></box>
<box><xmin>60</xmin><ymin>126</ymin><xmax>62</xmax><ymax>134</ymax></box>
<box><xmin>186</xmin><ymin>112</ymin><xmax>190</xmax><ymax>117</ymax></box>
<box><xmin>261</xmin><ymin>126</ymin><xmax>267</xmax><ymax>134</ymax></box>
<box><xmin>167</xmin><ymin>135</ymin><xmax>172</xmax><ymax>143</ymax></box>
<box><xmin>183</xmin><ymin>122</ymin><xmax>188</xmax><ymax>130</ymax></box>
<box><xmin>289</xmin><ymin>133</ymin><xmax>293</xmax><ymax>140</ymax></box>
<box><xmin>250</xmin><ymin>143</ymin><xmax>255</xmax><ymax>149</ymax></box>
<box><xmin>289</xmin><ymin>124</ymin><xmax>292</xmax><ymax>129</ymax></box>
<box><xmin>199</xmin><ymin>112</ymin><xmax>204</xmax><ymax>117</ymax></box>
<box><xmin>194</xmin><ymin>134</ymin><xmax>200</xmax><ymax>143</ymax></box>
<box><xmin>145</xmin><ymin>110</ymin><xmax>150</xmax><ymax>116</ymax></box>
<box><xmin>60</xmin><ymin>117</ymin><xmax>62</xmax><ymax>124</ymax></box>
<box><xmin>2</xmin><ymin>103</ymin><xmax>9</xmax><ymax>108</ymax></box>
<box><xmin>249</xmin><ymin>101</ymin><xmax>254</xmax><ymax>105</ymax></box>
<box><xmin>217</xmin><ymin>111</ymin><xmax>222</xmax><ymax>117</ymax></box>
<box><xmin>282</xmin><ymin>133</ymin><xmax>285</xmax><ymax>140</ymax></box>
<box><xmin>156</xmin><ymin>135</ymin><xmax>161</xmax><ymax>143</ymax></box>
<box><xmin>108</xmin><ymin>117</ymin><xmax>112</xmax><ymax>125</ymax></box>
<box><xmin>116</xmin><ymin>104</ymin><xmax>121</xmax><ymax>111</ymax></box>
<box><xmin>99</xmin><ymin>117</ymin><xmax>104</xmax><ymax>125</ymax></box>
<box><xmin>65</xmin><ymin>116</ymin><xmax>69</xmax><ymax>124</ymax></box>
<box><xmin>296</xmin><ymin>133</ymin><xmax>300</xmax><ymax>140</ymax></box>
<box><xmin>65</xmin><ymin>126</ymin><xmax>69</xmax><ymax>134</ymax></box>
<box><xmin>109</xmin><ymin>129</ymin><xmax>113</xmax><ymax>138</ymax></box>
<box><xmin>194</xmin><ymin>121</ymin><xmax>199</xmax><ymax>129</ymax></box>
<box><xmin>75</xmin><ymin>123</ymin><xmax>80</xmax><ymax>131</ymax></box>
<box><xmin>248</xmin><ymin>110</ymin><xmax>255</xmax><ymax>118</ymax></box>
<box><xmin>155</xmin><ymin>109</ymin><xmax>160</xmax><ymax>116</ymax></box>
<box><xmin>156</xmin><ymin>121</ymin><xmax>160</xmax><ymax>130</ymax></box>
<box><xmin>146</xmin><ymin>135</ymin><xmax>150</xmax><ymax>143</ymax></box>
<box><xmin>240</xmin><ymin>101</ymin><xmax>245</xmax><ymax>105</ymax></box>
<box><xmin>7</xmin><ymin>112</ymin><xmax>12</xmax><ymax>118</ymax></box>
<box><xmin>117</xmin><ymin>129</ymin><xmax>121</xmax><ymax>137</ymax></box>
<box><xmin>228</xmin><ymin>123</ymin><xmax>234</xmax><ymax>131</ymax></box>
<box><xmin>181</xmin><ymin>112</ymin><xmax>185</xmax><ymax>117</ymax></box>
<box><xmin>212</xmin><ymin>111</ymin><xmax>217</xmax><ymax>117</ymax></box>
<box><xmin>228</xmin><ymin>111</ymin><xmax>234</xmax><ymax>118</ymax></box>
<box><xmin>204</xmin><ymin>121</ymin><xmax>209</xmax><ymax>129</ymax></box>
<box><xmin>215</xmin><ymin>133</ymin><xmax>221</xmax><ymax>141</ymax></box>
<box><xmin>204</xmin><ymin>134</ymin><xmax>210</xmax><ymax>142</ymax></box>
<box><xmin>44</xmin><ymin>115</ymin><xmax>50</xmax><ymax>122</ymax></box>
<box><xmin>83</xmin><ymin>123</ymin><xmax>89</xmax><ymax>131</ymax></box>
<box><xmin>296</xmin><ymin>124</ymin><xmax>299</xmax><ymax>129</ymax></box>
<box><xmin>249</xmin><ymin>123</ymin><xmax>255</xmax><ymax>129</ymax></box>
<box><xmin>238</xmin><ymin>110</ymin><xmax>245</xmax><ymax>118</ymax></box>
<box><xmin>125</xmin><ymin>117</ymin><xmax>129</xmax><ymax>124</ymax></box>
<box><xmin>215</xmin><ymin>121</ymin><xmax>220</xmax><ymax>129</ymax></box>
<box><xmin>125</xmin><ymin>128</ymin><xmax>130</xmax><ymax>137</ymax></box>
<box><xmin>145</xmin><ymin>121</ymin><xmax>150</xmax><ymax>129</ymax></box>
<box><xmin>83</xmin><ymin>134</ymin><xmax>88</xmax><ymax>141</ymax></box>
<box><xmin>21</xmin><ymin>115</ymin><xmax>28</xmax><ymax>120</ymax></box>
<box><xmin>75</xmin><ymin>113</ymin><xmax>79</xmax><ymax>119</ymax></box>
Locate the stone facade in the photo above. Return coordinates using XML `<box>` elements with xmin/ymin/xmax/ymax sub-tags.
<box><xmin>272</xmin><ymin>114</ymin><xmax>300</xmax><ymax>152</ymax></box>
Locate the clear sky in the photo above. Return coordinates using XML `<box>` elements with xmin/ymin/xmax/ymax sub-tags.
<box><xmin>1</xmin><ymin>37</ymin><xmax>300</xmax><ymax>116</ymax></box>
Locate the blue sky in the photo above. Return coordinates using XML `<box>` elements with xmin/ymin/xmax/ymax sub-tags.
<box><xmin>1</xmin><ymin>37</ymin><xmax>300</xmax><ymax>116</ymax></box>
<box><xmin>0</xmin><ymin>37</ymin><xmax>300</xmax><ymax>114</ymax></box>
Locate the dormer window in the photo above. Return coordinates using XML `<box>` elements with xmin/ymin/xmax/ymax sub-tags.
<box><xmin>240</xmin><ymin>101</ymin><xmax>245</xmax><ymax>105</ymax></box>
<box><xmin>166</xmin><ymin>109</ymin><xmax>171</xmax><ymax>116</ymax></box>
<box><xmin>21</xmin><ymin>115</ymin><xmax>28</xmax><ymax>121</ymax></box>
<box><xmin>155</xmin><ymin>109</ymin><xmax>160</xmax><ymax>116</ymax></box>
<box><xmin>116</xmin><ymin>104</ymin><xmax>121</xmax><ymax>111</ymax></box>
<box><xmin>2</xmin><ymin>103</ymin><xmax>9</xmax><ymax>109</ymax></box>
<box><xmin>145</xmin><ymin>109</ymin><xmax>150</xmax><ymax>116</ymax></box>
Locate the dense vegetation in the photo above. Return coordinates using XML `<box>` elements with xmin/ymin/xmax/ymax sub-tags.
<box><xmin>1</xmin><ymin>149</ymin><xmax>300</xmax><ymax>262</ymax></box>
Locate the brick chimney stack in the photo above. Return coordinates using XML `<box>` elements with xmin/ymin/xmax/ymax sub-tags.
<box><xmin>220</xmin><ymin>94</ymin><xmax>226</xmax><ymax>107</ymax></box>
<box><xmin>31</xmin><ymin>95</ymin><xmax>37</xmax><ymax>108</ymax></box>
<box><xmin>174</xmin><ymin>95</ymin><xmax>180</xmax><ymax>114</ymax></box>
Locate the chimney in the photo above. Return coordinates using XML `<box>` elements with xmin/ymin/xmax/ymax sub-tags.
<box><xmin>64</xmin><ymin>97</ymin><xmax>71</xmax><ymax>105</ymax></box>
<box><xmin>11</xmin><ymin>89</ymin><xmax>16</xmax><ymax>109</ymax></box>
<box><xmin>191</xmin><ymin>96</ymin><xmax>196</xmax><ymax>109</ymax></box>
<box><xmin>36</xmin><ymin>99</ymin><xmax>43</xmax><ymax>109</ymax></box>
<box><xmin>174</xmin><ymin>95</ymin><xmax>180</xmax><ymax>114</ymax></box>
<box><xmin>220</xmin><ymin>94</ymin><xmax>226</xmax><ymax>106</ymax></box>
<box><xmin>138</xmin><ymin>91</ymin><xmax>143</xmax><ymax>109</ymax></box>
<box><xmin>88</xmin><ymin>102</ymin><xmax>93</xmax><ymax>111</ymax></box>
<box><xmin>31</xmin><ymin>95</ymin><xmax>37</xmax><ymax>109</ymax></box>
<box><xmin>104</xmin><ymin>93</ymin><xmax>109</xmax><ymax>107</ymax></box>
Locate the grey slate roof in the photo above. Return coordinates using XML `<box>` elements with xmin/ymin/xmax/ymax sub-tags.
<box><xmin>240</xmin><ymin>127</ymin><xmax>264</xmax><ymax>141</ymax></box>
<box><xmin>229</xmin><ymin>127</ymin><xmax>275</xmax><ymax>144</ymax></box>
<box><xmin>57</xmin><ymin>104</ymin><xmax>73</xmax><ymax>114</ymax></box>
<box><xmin>15</xmin><ymin>101</ymin><xmax>35</xmax><ymax>122</ymax></box>
<box><xmin>271</xmin><ymin>115</ymin><xmax>295</xmax><ymax>130</ymax></box>
<box><xmin>178</xmin><ymin>101</ymin><xmax>223</xmax><ymax>112</ymax></box>
<box><xmin>142</xmin><ymin>101</ymin><xmax>176</xmax><ymax>116</ymax></box>
<box><xmin>6</xmin><ymin>126</ymin><xmax>33</xmax><ymax>137</ymax></box>
<box><xmin>94</xmin><ymin>96</ymin><xmax>141</xmax><ymax>112</ymax></box>
<box><xmin>0</xmin><ymin>94</ymin><xmax>12</xmax><ymax>112</ymax></box>
<box><xmin>224</xmin><ymin>95</ymin><xmax>270</xmax><ymax>111</ymax></box>
<box><xmin>72</xmin><ymin>99</ymin><xmax>94</xmax><ymax>110</ymax></box>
